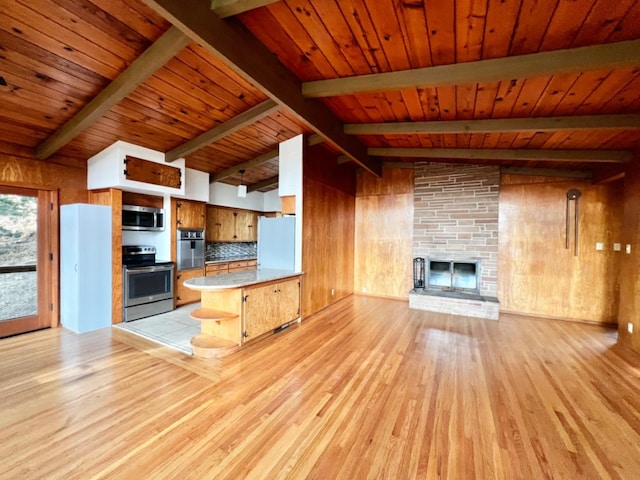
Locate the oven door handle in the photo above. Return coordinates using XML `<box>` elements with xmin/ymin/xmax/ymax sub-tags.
<box><xmin>125</xmin><ymin>265</ymin><xmax>173</xmax><ymax>273</ymax></box>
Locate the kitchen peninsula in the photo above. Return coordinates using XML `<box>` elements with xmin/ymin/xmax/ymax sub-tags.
<box><xmin>184</xmin><ymin>269</ymin><xmax>303</xmax><ymax>357</ymax></box>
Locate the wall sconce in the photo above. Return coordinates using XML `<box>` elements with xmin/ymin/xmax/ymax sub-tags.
<box><xmin>237</xmin><ymin>169</ymin><xmax>247</xmax><ymax>198</ymax></box>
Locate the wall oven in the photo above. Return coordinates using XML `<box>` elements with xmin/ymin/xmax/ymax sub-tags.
<box><xmin>123</xmin><ymin>246</ymin><xmax>174</xmax><ymax>322</ymax></box>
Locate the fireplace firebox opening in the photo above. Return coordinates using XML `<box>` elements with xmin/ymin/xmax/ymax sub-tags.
<box><xmin>427</xmin><ymin>259</ymin><xmax>480</xmax><ymax>294</ymax></box>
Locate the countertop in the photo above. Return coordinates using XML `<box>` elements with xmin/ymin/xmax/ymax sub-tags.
<box><xmin>184</xmin><ymin>269</ymin><xmax>302</xmax><ymax>291</ymax></box>
<box><xmin>205</xmin><ymin>256</ymin><xmax>257</xmax><ymax>265</ymax></box>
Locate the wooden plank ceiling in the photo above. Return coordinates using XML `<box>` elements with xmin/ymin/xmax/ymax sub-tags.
<box><xmin>1</xmin><ymin>0</ymin><xmax>640</xmax><ymax>189</ymax></box>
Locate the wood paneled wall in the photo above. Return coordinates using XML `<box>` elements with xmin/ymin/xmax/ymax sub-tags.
<box><xmin>302</xmin><ymin>146</ymin><xmax>355</xmax><ymax>317</ymax></box>
<box><xmin>0</xmin><ymin>147</ymin><xmax>88</xmax><ymax>330</ymax></box>
<box><xmin>618</xmin><ymin>156</ymin><xmax>640</xmax><ymax>353</ymax></box>
<box><xmin>354</xmin><ymin>168</ymin><xmax>414</xmax><ymax>299</ymax></box>
<box><xmin>88</xmin><ymin>189</ymin><xmax>123</xmax><ymax>325</ymax></box>
<box><xmin>499</xmin><ymin>175</ymin><xmax>623</xmax><ymax>324</ymax></box>
<box><xmin>0</xmin><ymin>149</ymin><xmax>87</xmax><ymax>204</ymax></box>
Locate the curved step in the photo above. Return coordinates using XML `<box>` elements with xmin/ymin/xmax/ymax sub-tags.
<box><xmin>190</xmin><ymin>333</ymin><xmax>239</xmax><ymax>358</ymax></box>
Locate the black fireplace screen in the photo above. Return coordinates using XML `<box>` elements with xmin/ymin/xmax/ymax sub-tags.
<box><xmin>413</xmin><ymin>258</ymin><xmax>425</xmax><ymax>289</ymax></box>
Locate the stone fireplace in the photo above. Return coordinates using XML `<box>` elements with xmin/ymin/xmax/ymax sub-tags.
<box><xmin>409</xmin><ymin>163</ymin><xmax>500</xmax><ymax>320</ymax></box>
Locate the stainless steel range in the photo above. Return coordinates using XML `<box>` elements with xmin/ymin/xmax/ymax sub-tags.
<box><xmin>122</xmin><ymin>245</ymin><xmax>174</xmax><ymax>322</ymax></box>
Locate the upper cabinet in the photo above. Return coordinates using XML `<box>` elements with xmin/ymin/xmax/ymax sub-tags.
<box><xmin>88</xmin><ymin>141</ymin><xmax>185</xmax><ymax>197</ymax></box>
<box><xmin>175</xmin><ymin>199</ymin><xmax>206</xmax><ymax>230</ymax></box>
<box><xmin>206</xmin><ymin>207</ymin><xmax>235</xmax><ymax>242</ymax></box>
<box><xmin>235</xmin><ymin>210</ymin><xmax>257</xmax><ymax>242</ymax></box>
<box><xmin>206</xmin><ymin>206</ymin><xmax>257</xmax><ymax>242</ymax></box>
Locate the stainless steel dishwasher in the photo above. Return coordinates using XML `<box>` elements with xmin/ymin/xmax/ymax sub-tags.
<box><xmin>176</xmin><ymin>229</ymin><xmax>205</xmax><ymax>270</ymax></box>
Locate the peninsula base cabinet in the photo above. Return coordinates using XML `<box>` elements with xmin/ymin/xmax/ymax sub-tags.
<box><xmin>188</xmin><ymin>274</ymin><xmax>302</xmax><ymax>356</ymax></box>
<box><xmin>243</xmin><ymin>278</ymin><xmax>301</xmax><ymax>340</ymax></box>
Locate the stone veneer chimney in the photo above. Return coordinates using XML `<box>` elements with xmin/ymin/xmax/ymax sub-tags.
<box><xmin>411</xmin><ymin>162</ymin><xmax>500</xmax><ymax>319</ymax></box>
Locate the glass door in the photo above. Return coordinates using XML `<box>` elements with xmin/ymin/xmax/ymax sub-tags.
<box><xmin>0</xmin><ymin>186</ymin><xmax>55</xmax><ymax>337</ymax></box>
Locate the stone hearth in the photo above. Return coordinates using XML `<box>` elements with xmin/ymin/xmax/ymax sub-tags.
<box><xmin>409</xmin><ymin>289</ymin><xmax>500</xmax><ymax>320</ymax></box>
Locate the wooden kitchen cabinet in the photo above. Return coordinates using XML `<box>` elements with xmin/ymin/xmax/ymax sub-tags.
<box><xmin>205</xmin><ymin>207</ymin><xmax>217</xmax><ymax>242</ymax></box>
<box><xmin>175</xmin><ymin>199</ymin><xmax>205</xmax><ymax>229</ymax></box>
<box><xmin>205</xmin><ymin>263</ymin><xmax>229</xmax><ymax>276</ymax></box>
<box><xmin>235</xmin><ymin>210</ymin><xmax>257</xmax><ymax>242</ymax></box>
<box><xmin>228</xmin><ymin>259</ymin><xmax>257</xmax><ymax>272</ymax></box>
<box><xmin>206</xmin><ymin>206</ymin><xmax>258</xmax><ymax>242</ymax></box>
<box><xmin>205</xmin><ymin>259</ymin><xmax>257</xmax><ymax>276</ymax></box>
<box><xmin>206</xmin><ymin>206</ymin><xmax>233</xmax><ymax>242</ymax></box>
<box><xmin>184</xmin><ymin>273</ymin><xmax>302</xmax><ymax>357</ymax></box>
<box><xmin>243</xmin><ymin>277</ymin><xmax>300</xmax><ymax>341</ymax></box>
<box><xmin>175</xmin><ymin>268</ymin><xmax>204</xmax><ymax>306</ymax></box>
<box><xmin>218</xmin><ymin>209</ymin><xmax>237</xmax><ymax>241</ymax></box>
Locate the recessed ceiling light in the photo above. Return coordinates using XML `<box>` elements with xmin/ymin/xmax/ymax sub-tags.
<box><xmin>0</xmin><ymin>76</ymin><xmax>7</xmax><ymax>87</ymax></box>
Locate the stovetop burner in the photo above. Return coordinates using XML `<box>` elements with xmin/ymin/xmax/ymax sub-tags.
<box><xmin>123</xmin><ymin>245</ymin><xmax>156</xmax><ymax>267</ymax></box>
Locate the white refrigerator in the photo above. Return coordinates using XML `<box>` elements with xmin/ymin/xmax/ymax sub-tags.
<box><xmin>257</xmin><ymin>216</ymin><xmax>296</xmax><ymax>271</ymax></box>
<box><xmin>60</xmin><ymin>204</ymin><xmax>112</xmax><ymax>333</ymax></box>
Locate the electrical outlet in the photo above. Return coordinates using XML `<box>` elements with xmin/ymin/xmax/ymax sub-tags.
<box><xmin>362</xmin><ymin>287</ymin><xmax>367</xmax><ymax>293</ymax></box>
<box><xmin>626</xmin><ymin>244</ymin><xmax>632</xmax><ymax>254</ymax></box>
<box><xmin>628</xmin><ymin>323</ymin><xmax>634</xmax><ymax>334</ymax></box>
<box><xmin>331</xmin><ymin>288</ymin><xmax>335</xmax><ymax>296</ymax></box>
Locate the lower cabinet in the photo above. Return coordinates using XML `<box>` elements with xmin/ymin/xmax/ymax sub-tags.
<box><xmin>205</xmin><ymin>260</ymin><xmax>257</xmax><ymax>276</ymax></box>
<box><xmin>229</xmin><ymin>259</ymin><xmax>257</xmax><ymax>273</ymax></box>
<box><xmin>243</xmin><ymin>277</ymin><xmax>301</xmax><ymax>341</ymax></box>
<box><xmin>176</xmin><ymin>268</ymin><xmax>203</xmax><ymax>306</ymax></box>
<box><xmin>189</xmin><ymin>274</ymin><xmax>302</xmax><ymax>357</ymax></box>
<box><xmin>205</xmin><ymin>263</ymin><xmax>229</xmax><ymax>276</ymax></box>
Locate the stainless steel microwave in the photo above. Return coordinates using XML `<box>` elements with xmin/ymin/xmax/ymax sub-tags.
<box><xmin>122</xmin><ymin>205</ymin><xmax>165</xmax><ymax>231</ymax></box>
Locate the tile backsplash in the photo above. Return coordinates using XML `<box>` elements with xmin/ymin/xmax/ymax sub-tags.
<box><xmin>206</xmin><ymin>242</ymin><xmax>257</xmax><ymax>260</ymax></box>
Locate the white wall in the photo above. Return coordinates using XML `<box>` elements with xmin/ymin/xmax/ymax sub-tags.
<box><xmin>209</xmin><ymin>182</ymin><xmax>267</xmax><ymax>211</ymax></box>
<box><xmin>279</xmin><ymin>135</ymin><xmax>303</xmax><ymax>272</ymax></box>
<box><xmin>174</xmin><ymin>168</ymin><xmax>209</xmax><ymax>202</ymax></box>
<box><xmin>263</xmin><ymin>190</ymin><xmax>281</xmax><ymax>212</ymax></box>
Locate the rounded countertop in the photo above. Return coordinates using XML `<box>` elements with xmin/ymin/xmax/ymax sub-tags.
<box><xmin>184</xmin><ymin>268</ymin><xmax>303</xmax><ymax>291</ymax></box>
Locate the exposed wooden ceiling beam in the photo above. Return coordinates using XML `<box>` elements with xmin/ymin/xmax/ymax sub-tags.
<box><xmin>307</xmin><ymin>133</ymin><xmax>325</xmax><ymax>146</ymax></box>
<box><xmin>247</xmin><ymin>175</ymin><xmax>278</xmax><ymax>192</ymax></box>
<box><xmin>211</xmin><ymin>148</ymin><xmax>278</xmax><ymax>183</ymax></box>
<box><xmin>591</xmin><ymin>166</ymin><xmax>627</xmax><ymax>184</ymax></box>
<box><xmin>382</xmin><ymin>162</ymin><xmax>415</xmax><ymax>169</ymax></box>
<box><xmin>211</xmin><ymin>0</ymin><xmax>280</xmax><ymax>18</ymax></box>
<box><xmin>344</xmin><ymin>114</ymin><xmax>640</xmax><ymax>135</ymax></box>
<box><xmin>366</xmin><ymin>148</ymin><xmax>633</xmax><ymax>163</ymax></box>
<box><xmin>501</xmin><ymin>167</ymin><xmax>593</xmax><ymax>179</ymax></box>
<box><xmin>35</xmin><ymin>27</ymin><xmax>191</xmax><ymax>160</ymax></box>
<box><xmin>144</xmin><ymin>0</ymin><xmax>381</xmax><ymax>177</ymax></box>
<box><xmin>166</xmin><ymin>99</ymin><xmax>279</xmax><ymax>161</ymax></box>
<box><xmin>303</xmin><ymin>39</ymin><xmax>640</xmax><ymax>98</ymax></box>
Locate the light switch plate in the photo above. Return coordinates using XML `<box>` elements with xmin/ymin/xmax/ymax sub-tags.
<box><xmin>595</xmin><ymin>242</ymin><xmax>604</xmax><ymax>251</ymax></box>
<box><xmin>613</xmin><ymin>243</ymin><xmax>621</xmax><ymax>251</ymax></box>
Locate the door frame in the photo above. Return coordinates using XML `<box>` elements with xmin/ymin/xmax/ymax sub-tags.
<box><xmin>0</xmin><ymin>186</ymin><xmax>59</xmax><ymax>337</ymax></box>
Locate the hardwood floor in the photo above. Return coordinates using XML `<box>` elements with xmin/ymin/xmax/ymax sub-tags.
<box><xmin>1</xmin><ymin>295</ymin><xmax>639</xmax><ymax>479</ymax></box>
